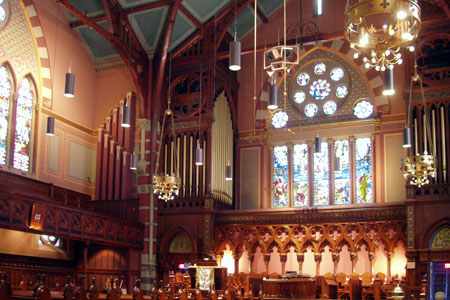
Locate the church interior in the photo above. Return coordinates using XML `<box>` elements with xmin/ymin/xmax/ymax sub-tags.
<box><xmin>0</xmin><ymin>0</ymin><xmax>449</xmax><ymax>299</ymax></box>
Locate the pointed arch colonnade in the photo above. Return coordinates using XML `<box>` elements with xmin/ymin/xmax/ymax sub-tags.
<box><xmin>215</xmin><ymin>220</ymin><xmax>407</xmax><ymax>279</ymax></box>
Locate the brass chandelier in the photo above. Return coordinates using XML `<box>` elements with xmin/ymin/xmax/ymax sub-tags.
<box><xmin>401</xmin><ymin>65</ymin><xmax>437</xmax><ymax>188</ymax></box>
<box><xmin>344</xmin><ymin>0</ymin><xmax>421</xmax><ymax>71</ymax></box>
<box><xmin>152</xmin><ymin>96</ymin><xmax>181</xmax><ymax>201</ymax></box>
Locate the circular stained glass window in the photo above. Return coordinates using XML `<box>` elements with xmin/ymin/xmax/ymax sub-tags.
<box><xmin>294</xmin><ymin>91</ymin><xmax>306</xmax><ymax>104</ymax></box>
<box><xmin>297</xmin><ymin>73</ymin><xmax>310</xmax><ymax>86</ymax></box>
<box><xmin>310</xmin><ymin>79</ymin><xmax>331</xmax><ymax>100</ymax></box>
<box><xmin>272</xmin><ymin>110</ymin><xmax>288</xmax><ymax>128</ymax></box>
<box><xmin>335</xmin><ymin>85</ymin><xmax>348</xmax><ymax>98</ymax></box>
<box><xmin>0</xmin><ymin>7</ymin><xmax>5</xmax><ymax>21</ymax></box>
<box><xmin>353</xmin><ymin>100</ymin><xmax>373</xmax><ymax>119</ymax></box>
<box><xmin>314</xmin><ymin>63</ymin><xmax>326</xmax><ymax>75</ymax></box>
<box><xmin>330</xmin><ymin>67</ymin><xmax>345</xmax><ymax>81</ymax></box>
<box><xmin>323</xmin><ymin>101</ymin><xmax>337</xmax><ymax>115</ymax></box>
<box><xmin>304</xmin><ymin>103</ymin><xmax>318</xmax><ymax>117</ymax></box>
<box><xmin>0</xmin><ymin>0</ymin><xmax>8</xmax><ymax>30</ymax></box>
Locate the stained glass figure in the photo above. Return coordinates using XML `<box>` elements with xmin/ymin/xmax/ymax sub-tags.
<box><xmin>354</xmin><ymin>100</ymin><xmax>374</xmax><ymax>119</ymax></box>
<box><xmin>304</xmin><ymin>103</ymin><xmax>318</xmax><ymax>117</ymax></box>
<box><xmin>294</xmin><ymin>91</ymin><xmax>306</xmax><ymax>104</ymax></box>
<box><xmin>355</xmin><ymin>137</ymin><xmax>373</xmax><ymax>203</ymax></box>
<box><xmin>309</xmin><ymin>79</ymin><xmax>331</xmax><ymax>100</ymax></box>
<box><xmin>335</xmin><ymin>85</ymin><xmax>348</xmax><ymax>98</ymax></box>
<box><xmin>314</xmin><ymin>63</ymin><xmax>326</xmax><ymax>75</ymax></box>
<box><xmin>273</xmin><ymin>146</ymin><xmax>289</xmax><ymax>207</ymax></box>
<box><xmin>0</xmin><ymin>66</ymin><xmax>11</xmax><ymax>165</ymax></box>
<box><xmin>323</xmin><ymin>101</ymin><xmax>337</xmax><ymax>115</ymax></box>
<box><xmin>297</xmin><ymin>73</ymin><xmax>310</xmax><ymax>86</ymax></box>
<box><xmin>272</xmin><ymin>110</ymin><xmax>288</xmax><ymax>128</ymax></box>
<box><xmin>330</xmin><ymin>67</ymin><xmax>345</xmax><ymax>81</ymax></box>
<box><xmin>13</xmin><ymin>78</ymin><xmax>34</xmax><ymax>172</ymax></box>
<box><xmin>293</xmin><ymin>144</ymin><xmax>309</xmax><ymax>206</ymax></box>
<box><xmin>334</xmin><ymin>140</ymin><xmax>350</xmax><ymax>205</ymax></box>
<box><xmin>313</xmin><ymin>141</ymin><xmax>329</xmax><ymax>206</ymax></box>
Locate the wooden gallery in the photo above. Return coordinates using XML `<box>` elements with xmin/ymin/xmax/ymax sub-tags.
<box><xmin>0</xmin><ymin>0</ymin><xmax>449</xmax><ymax>299</ymax></box>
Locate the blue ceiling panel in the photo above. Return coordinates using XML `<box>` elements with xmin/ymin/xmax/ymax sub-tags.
<box><xmin>229</xmin><ymin>7</ymin><xmax>262</xmax><ymax>41</ymax></box>
<box><xmin>66</xmin><ymin>0</ymin><xmax>104</xmax><ymax>21</ymax></box>
<box><xmin>76</xmin><ymin>21</ymin><xmax>118</xmax><ymax>61</ymax></box>
<box><xmin>169</xmin><ymin>11</ymin><xmax>197</xmax><ymax>51</ymax></box>
<box><xmin>117</xmin><ymin>0</ymin><xmax>162</xmax><ymax>9</ymax></box>
<box><xmin>182</xmin><ymin>0</ymin><xmax>232</xmax><ymax>24</ymax></box>
<box><xmin>128</xmin><ymin>6</ymin><xmax>168</xmax><ymax>51</ymax></box>
<box><xmin>258</xmin><ymin>0</ymin><xmax>283</xmax><ymax>17</ymax></box>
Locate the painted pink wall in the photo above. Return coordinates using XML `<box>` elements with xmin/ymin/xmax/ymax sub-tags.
<box><xmin>94</xmin><ymin>67</ymin><xmax>137</xmax><ymax>129</ymax></box>
<box><xmin>267</xmin><ymin>247</ymin><xmax>282</xmax><ymax>275</ymax></box>
<box><xmin>356</xmin><ymin>245</ymin><xmax>371</xmax><ymax>274</ymax></box>
<box><xmin>337</xmin><ymin>245</ymin><xmax>352</xmax><ymax>274</ymax></box>
<box><xmin>373</xmin><ymin>243</ymin><xmax>388</xmax><ymax>276</ymax></box>
<box><xmin>286</xmin><ymin>246</ymin><xmax>297</xmax><ymax>272</ymax></box>
<box><xmin>303</xmin><ymin>247</ymin><xmax>316</xmax><ymax>276</ymax></box>
<box><xmin>391</xmin><ymin>241</ymin><xmax>407</xmax><ymax>278</ymax></box>
<box><xmin>319</xmin><ymin>246</ymin><xmax>334</xmax><ymax>275</ymax></box>
<box><xmin>238</xmin><ymin>249</ymin><xmax>251</xmax><ymax>274</ymax></box>
<box><xmin>34</xmin><ymin>0</ymin><xmax>97</xmax><ymax>129</ymax></box>
<box><xmin>252</xmin><ymin>247</ymin><xmax>265</xmax><ymax>274</ymax></box>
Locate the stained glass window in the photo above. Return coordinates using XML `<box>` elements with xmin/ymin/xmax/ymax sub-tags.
<box><xmin>330</xmin><ymin>68</ymin><xmax>344</xmax><ymax>81</ymax></box>
<box><xmin>273</xmin><ymin>146</ymin><xmax>289</xmax><ymax>207</ymax></box>
<box><xmin>293</xmin><ymin>144</ymin><xmax>309</xmax><ymax>206</ymax></box>
<box><xmin>13</xmin><ymin>77</ymin><xmax>34</xmax><ymax>172</ymax></box>
<box><xmin>314</xmin><ymin>63</ymin><xmax>326</xmax><ymax>75</ymax></box>
<box><xmin>334</xmin><ymin>140</ymin><xmax>350</xmax><ymax>204</ymax></box>
<box><xmin>272</xmin><ymin>110</ymin><xmax>288</xmax><ymax>129</ymax></box>
<box><xmin>294</xmin><ymin>91</ymin><xmax>306</xmax><ymax>104</ymax></box>
<box><xmin>335</xmin><ymin>85</ymin><xmax>348</xmax><ymax>98</ymax></box>
<box><xmin>313</xmin><ymin>141</ymin><xmax>329</xmax><ymax>206</ymax></box>
<box><xmin>323</xmin><ymin>101</ymin><xmax>337</xmax><ymax>115</ymax></box>
<box><xmin>309</xmin><ymin>79</ymin><xmax>331</xmax><ymax>100</ymax></box>
<box><xmin>354</xmin><ymin>100</ymin><xmax>374</xmax><ymax>119</ymax></box>
<box><xmin>0</xmin><ymin>66</ymin><xmax>11</xmax><ymax>165</ymax></box>
<box><xmin>355</xmin><ymin>137</ymin><xmax>373</xmax><ymax>203</ymax></box>
<box><xmin>297</xmin><ymin>73</ymin><xmax>310</xmax><ymax>86</ymax></box>
<box><xmin>305</xmin><ymin>103</ymin><xmax>318</xmax><ymax>117</ymax></box>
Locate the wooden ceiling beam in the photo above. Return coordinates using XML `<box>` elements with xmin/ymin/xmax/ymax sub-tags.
<box><xmin>101</xmin><ymin>0</ymin><xmax>116</xmax><ymax>33</ymax></box>
<box><xmin>251</xmin><ymin>2</ymin><xmax>268</xmax><ymax>24</ymax></box>
<box><xmin>179</xmin><ymin>5</ymin><xmax>201</xmax><ymax>29</ymax></box>
<box><xmin>436</xmin><ymin>0</ymin><xmax>450</xmax><ymax>19</ymax></box>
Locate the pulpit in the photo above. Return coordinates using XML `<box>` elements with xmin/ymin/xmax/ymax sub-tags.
<box><xmin>188</xmin><ymin>260</ymin><xmax>227</xmax><ymax>291</ymax></box>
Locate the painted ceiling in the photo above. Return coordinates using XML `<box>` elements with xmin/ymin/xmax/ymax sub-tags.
<box><xmin>67</xmin><ymin>0</ymin><xmax>284</xmax><ymax>61</ymax></box>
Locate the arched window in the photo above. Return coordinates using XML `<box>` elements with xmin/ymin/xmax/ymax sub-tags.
<box><xmin>0</xmin><ymin>64</ymin><xmax>36</xmax><ymax>173</ymax></box>
<box><xmin>0</xmin><ymin>65</ymin><xmax>13</xmax><ymax>165</ymax></box>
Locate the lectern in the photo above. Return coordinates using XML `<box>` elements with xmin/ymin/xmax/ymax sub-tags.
<box><xmin>188</xmin><ymin>260</ymin><xmax>227</xmax><ymax>291</ymax></box>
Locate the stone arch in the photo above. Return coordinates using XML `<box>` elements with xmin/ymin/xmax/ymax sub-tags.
<box><xmin>160</xmin><ymin>226</ymin><xmax>197</xmax><ymax>254</ymax></box>
<box><xmin>428</xmin><ymin>223</ymin><xmax>450</xmax><ymax>249</ymax></box>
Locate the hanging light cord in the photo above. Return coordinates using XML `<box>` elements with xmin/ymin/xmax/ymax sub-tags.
<box><xmin>199</xmin><ymin>25</ymin><xmax>203</xmax><ymax>146</ymax></box>
<box><xmin>234</xmin><ymin>0</ymin><xmax>237</xmax><ymax>41</ymax></box>
<box><xmin>253</xmin><ymin>0</ymin><xmax>257</xmax><ymax>135</ymax></box>
<box><xmin>51</xmin><ymin>3</ymin><xmax>60</xmax><ymax>102</ymax></box>
<box><xmin>283</xmin><ymin>0</ymin><xmax>287</xmax><ymax>110</ymax></box>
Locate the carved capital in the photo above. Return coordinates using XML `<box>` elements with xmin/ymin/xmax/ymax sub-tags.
<box><xmin>350</xmin><ymin>252</ymin><xmax>357</xmax><ymax>262</ymax></box>
<box><xmin>297</xmin><ymin>254</ymin><xmax>304</xmax><ymax>263</ymax></box>
<box><xmin>280</xmin><ymin>255</ymin><xmax>287</xmax><ymax>264</ymax></box>
<box><xmin>369</xmin><ymin>252</ymin><xmax>375</xmax><ymax>261</ymax></box>
<box><xmin>137</xmin><ymin>118</ymin><xmax>151</xmax><ymax>131</ymax></box>
<box><xmin>332</xmin><ymin>253</ymin><xmax>340</xmax><ymax>263</ymax></box>
<box><xmin>314</xmin><ymin>253</ymin><xmax>322</xmax><ymax>263</ymax></box>
<box><xmin>263</xmin><ymin>254</ymin><xmax>270</xmax><ymax>264</ymax></box>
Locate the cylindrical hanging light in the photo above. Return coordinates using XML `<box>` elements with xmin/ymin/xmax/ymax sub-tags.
<box><xmin>195</xmin><ymin>148</ymin><xmax>203</xmax><ymax>165</ymax></box>
<box><xmin>225</xmin><ymin>164</ymin><xmax>232</xmax><ymax>181</ymax></box>
<box><xmin>314</xmin><ymin>136</ymin><xmax>321</xmax><ymax>153</ymax></box>
<box><xmin>268</xmin><ymin>81</ymin><xmax>278</xmax><ymax>110</ymax></box>
<box><xmin>334</xmin><ymin>156</ymin><xmax>341</xmax><ymax>171</ymax></box>
<box><xmin>382</xmin><ymin>68</ymin><xmax>395</xmax><ymax>96</ymax></box>
<box><xmin>121</xmin><ymin>105</ymin><xmax>131</xmax><ymax>128</ymax></box>
<box><xmin>46</xmin><ymin>116</ymin><xmax>55</xmax><ymax>136</ymax></box>
<box><xmin>64</xmin><ymin>72</ymin><xmax>75</xmax><ymax>98</ymax></box>
<box><xmin>229</xmin><ymin>40</ymin><xmax>241</xmax><ymax>71</ymax></box>
<box><xmin>130</xmin><ymin>152</ymin><xmax>137</xmax><ymax>170</ymax></box>
<box><xmin>403</xmin><ymin>127</ymin><xmax>412</xmax><ymax>148</ymax></box>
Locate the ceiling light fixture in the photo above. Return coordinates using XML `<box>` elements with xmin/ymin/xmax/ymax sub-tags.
<box><xmin>344</xmin><ymin>0</ymin><xmax>421</xmax><ymax>71</ymax></box>
<box><xmin>46</xmin><ymin>116</ymin><xmax>55</xmax><ymax>136</ymax></box>
<box><xmin>382</xmin><ymin>68</ymin><xmax>395</xmax><ymax>96</ymax></box>
<box><xmin>268</xmin><ymin>76</ymin><xmax>278</xmax><ymax>110</ymax></box>
<box><xmin>229</xmin><ymin>0</ymin><xmax>241</xmax><ymax>71</ymax></box>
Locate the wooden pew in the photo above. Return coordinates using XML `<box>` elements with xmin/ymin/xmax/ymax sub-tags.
<box><xmin>133</xmin><ymin>279</ymin><xmax>144</xmax><ymax>300</ymax></box>
<box><xmin>89</xmin><ymin>277</ymin><xmax>99</xmax><ymax>300</ymax></box>
<box><xmin>74</xmin><ymin>277</ymin><xmax>87</xmax><ymax>300</ymax></box>
<box><xmin>320</xmin><ymin>275</ymin><xmax>338</xmax><ymax>299</ymax></box>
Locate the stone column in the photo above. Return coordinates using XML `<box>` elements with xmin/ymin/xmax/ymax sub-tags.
<box><xmin>315</xmin><ymin>253</ymin><xmax>322</xmax><ymax>276</ymax></box>
<box><xmin>369</xmin><ymin>252</ymin><xmax>375</xmax><ymax>275</ymax></box>
<box><xmin>280</xmin><ymin>255</ymin><xmax>287</xmax><ymax>275</ymax></box>
<box><xmin>263</xmin><ymin>255</ymin><xmax>270</xmax><ymax>274</ymax></box>
<box><xmin>297</xmin><ymin>254</ymin><xmax>304</xmax><ymax>274</ymax></box>
<box><xmin>332</xmin><ymin>253</ymin><xmax>340</xmax><ymax>275</ymax></box>
<box><xmin>350</xmin><ymin>252</ymin><xmax>357</xmax><ymax>273</ymax></box>
<box><xmin>249</xmin><ymin>254</ymin><xmax>255</xmax><ymax>273</ymax></box>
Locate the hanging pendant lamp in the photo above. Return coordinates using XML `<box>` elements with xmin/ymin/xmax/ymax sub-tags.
<box><xmin>64</xmin><ymin>72</ymin><xmax>75</xmax><ymax>98</ymax></box>
<box><xmin>46</xmin><ymin>116</ymin><xmax>55</xmax><ymax>136</ymax></box>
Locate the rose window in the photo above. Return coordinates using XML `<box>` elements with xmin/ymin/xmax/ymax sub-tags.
<box><xmin>289</xmin><ymin>59</ymin><xmax>350</xmax><ymax>118</ymax></box>
<box><xmin>353</xmin><ymin>99</ymin><xmax>374</xmax><ymax>119</ymax></box>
